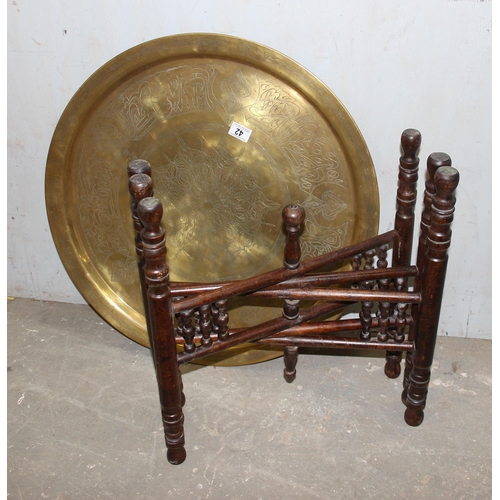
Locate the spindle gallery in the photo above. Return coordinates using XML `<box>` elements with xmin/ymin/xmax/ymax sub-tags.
<box><xmin>127</xmin><ymin>129</ymin><xmax>459</xmax><ymax>465</ymax></box>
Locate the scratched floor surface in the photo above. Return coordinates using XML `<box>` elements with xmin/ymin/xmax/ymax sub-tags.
<box><xmin>7</xmin><ymin>298</ymin><xmax>492</xmax><ymax>499</ymax></box>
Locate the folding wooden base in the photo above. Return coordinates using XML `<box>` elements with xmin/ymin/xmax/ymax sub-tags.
<box><xmin>127</xmin><ymin>129</ymin><xmax>459</xmax><ymax>464</ymax></box>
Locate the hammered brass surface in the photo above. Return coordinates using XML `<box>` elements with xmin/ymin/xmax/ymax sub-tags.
<box><xmin>45</xmin><ymin>34</ymin><xmax>379</xmax><ymax>365</ymax></box>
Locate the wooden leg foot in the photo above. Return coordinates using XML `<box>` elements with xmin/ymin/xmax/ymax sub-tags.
<box><xmin>384</xmin><ymin>360</ymin><xmax>401</xmax><ymax>379</ymax></box>
<box><xmin>283</xmin><ymin>346</ymin><xmax>298</xmax><ymax>383</ymax></box>
<box><xmin>167</xmin><ymin>447</ymin><xmax>187</xmax><ymax>465</ymax></box>
<box><xmin>404</xmin><ymin>364</ymin><xmax>430</xmax><ymax>425</ymax></box>
<box><xmin>384</xmin><ymin>352</ymin><xmax>402</xmax><ymax>379</ymax></box>
<box><xmin>163</xmin><ymin>406</ymin><xmax>186</xmax><ymax>465</ymax></box>
<box><xmin>404</xmin><ymin>407</ymin><xmax>424</xmax><ymax>427</ymax></box>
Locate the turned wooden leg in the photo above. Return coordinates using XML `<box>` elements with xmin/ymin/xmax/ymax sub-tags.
<box><xmin>128</xmin><ymin>165</ymin><xmax>154</xmax><ymax>356</ymax></box>
<box><xmin>282</xmin><ymin>204</ymin><xmax>305</xmax><ymax>382</ymax></box>
<box><xmin>404</xmin><ymin>166</ymin><xmax>459</xmax><ymax>426</ymax></box>
<box><xmin>138</xmin><ymin>196</ymin><xmax>186</xmax><ymax>464</ymax></box>
<box><xmin>404</xmin><ymin>152</ymin><xmax>452</xmax><ymax>399</ymax></box>
<box><xmin>386</xmin><ymin>129</ymin><xmax>420</xmax><ymax>378</ymax></box>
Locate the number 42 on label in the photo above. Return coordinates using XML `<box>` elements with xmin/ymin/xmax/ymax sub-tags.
<box><xmin>228</xmin><ymin>122</ymin><xmax>252</xmax><ymax>143</ymax></box>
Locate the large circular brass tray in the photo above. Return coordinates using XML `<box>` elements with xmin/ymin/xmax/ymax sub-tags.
<box><xmin>46</xmin><ymin>33</ymin><xmax>379</xmax><ymax>365</ymax></box>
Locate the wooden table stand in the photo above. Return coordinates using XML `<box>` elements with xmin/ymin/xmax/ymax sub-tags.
<box><xmin>127</xmin><ymin>128</ymin><xmax>459</xmax><ymax>465</ymax></box>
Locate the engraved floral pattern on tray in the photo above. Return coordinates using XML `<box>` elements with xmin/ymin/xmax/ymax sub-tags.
<box><xmin>76</xmin><ymin>62</ymin><xmax>351</xmax><ymax>286</ymax></box>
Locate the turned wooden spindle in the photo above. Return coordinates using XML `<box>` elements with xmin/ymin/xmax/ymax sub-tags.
<box><xmin>215</xmin><ymin>299</ymin><xmax>229</xmax><ymax>341</ymax></box>
<box><xmin>404</xmin><ymin>153</ymin><xmax>452</xmax><ymax>392</ymax></box>
<box><xmin>137</xmin><ymin>196</ymin><xmax>186</xmax><ymax>465</ymax></box>
<box><xmin>282</xmin><ymin>204</ymin><xmax>305</xmax><ymax>382</ymax></box>
<box><xmin>199</xmin><ymin>304</ymin><xmax>213</xmax><ymax>347</ymax></box>
<box><xmin>179</xmin><ymin>310</ymin><xmax>196</xmax><ymax>353</ymax></box>
<box><xmin>404</xmin><ymin>166</ymin><xmax>459</xmax><ymax>427</ymax></box>
<box><xmin>394</xmin><ymin>302</ymin><xmax>408</xmax><ymax>343</ymax></box>
<box><xmin>359</xmin><ymin>249</ymin><xmax>376</xmax><ymax>341</ymax></box>
<box><xmin>363</xmin><ymin>249</ymin><xmax>376</xmax><ymax>275</ymax></box>
<box><xmin>350</xmin><ymin>254</ymin><xmax>362</xmax><ymax>290</ymax></box>
<box><xmin>377</xmin><ymin>245</ymin><xmax>391</xmax><ymax>342</ymax></box>
<box><xmin>386</xmin><ymin>129</ymin><xmax>421</xmax><ymax>379</ymax></box>
<box><xmin>193</xmin><ymin>309</ymin><xmax>201</xmax><ymax>337</ymax></box>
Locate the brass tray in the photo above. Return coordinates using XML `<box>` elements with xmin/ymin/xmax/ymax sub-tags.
<box><xmin>45</xmin><ymin>33</ymin><xmax>379</xmax><ymax>365</ymax></box>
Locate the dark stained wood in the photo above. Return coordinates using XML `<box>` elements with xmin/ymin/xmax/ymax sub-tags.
<box><xmin>172</xmin><ymin>315</ymin><xmax>415</xmax><ymax>345</ymax></box>
<box><xmin>283</xmin><ymin>346</ymin><xmax>299</xmax><ymax>383</ymax></box>
<box><xmin>177</xmin><ymin>301</ymin><xmax>347</xmax><ymax>364</ymax></box>
<box><xmin>127</xmin><ymin>129</ymin><xmax>459</xmax><ymax>463</ymax></box>
<box><xmin>359</xmin><ymin>249</ymin><xmax>376</xmax><ymax>340</ymax></box>
<box><xmin>282</xmin><ymin>204</ymin><xmax>306</xmax><ymax>270</ymax></box>
<box><xmin>385</xmin><ymin>129</ymin><xmax>421</xmax><ymax>379</ymax></box>
<box><xmin>414</xmin><ymin>153</ymin><xmax>452</xmax><ymax>286</ymax></box>
<box><xmin>377</xmin><ymin>244</ymin><xmax>391</xmax><ymax>342</ymax></box>
<box><xmin>137</xmin><ymin>196</ymin><xmax>186</xmax><ymax>465</ymax></box>
<box><xmin>350</xmin><ymin>253</ymin><xmax>362</xmax><ymax>290</ymax></box>
<box><xmin>243</xmin><ymin>288</ymin><xmax>420</xmax><ymax>302</ymax></box>
<box><xmin>403</xmin><ymin>166</ymin><xmax>459</xmax><ymax>426</ymax></box>
<box><xmin>404</xmin><ymin>152</ymin><xmax>452</xmax><ymax>392</ymax></box>
<box><xmin>359</xmin><ymin>300</ymin><xmax>373</xmax><ymax>340</ymax></box>
<box><xmin>282</xmin><ymin>204</ymin><xmax>306</xmax><ymax>379</ymax></box>
<box><xmin>214</xmin><ymin>299</ymin><xmax>229</xmax><ymax>341</ymax></box>
<box><xmin>179</xmin><ymin>310</ymin><xmax>195</xmax><ymax>353</ymax></box>
<box><xmin>127</xmin><ymin>171</ymin><xmax>154</xmax><ymax>358</ymax></box>
<box><xmin>260</xmin><ymin>336</ymin><xmax>414</xmax><ymax>351</ymax></box>
<box><xmin>199</xmin><ymin>304</ymin><xmax>213</xmax><ymax>348</ymax></box>
<box><xmin>172</xmin><ymin>230</ymin><xmax>398</xmax><ymax>314</ymax></box>
<box><xmin>394</xmin><ymin>129</ymin><xmax>421</xmax><ymax>269</ymax></box>
<box><xmin>169</xmin><ymin>266</ymin><xmax>418</xmax><ymax>295</ymax></box>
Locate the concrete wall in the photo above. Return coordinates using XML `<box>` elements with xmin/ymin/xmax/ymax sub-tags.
<box><xmin>7</xmin><ymin>0</ymin><xmax>491</xmax><ymax>338</ymax></box>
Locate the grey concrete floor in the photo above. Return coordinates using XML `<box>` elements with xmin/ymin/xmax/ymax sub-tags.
<box><xmin>7</xmin><ymin>297</ymin><xmax>491</xmax><ymax>499</ymax></box>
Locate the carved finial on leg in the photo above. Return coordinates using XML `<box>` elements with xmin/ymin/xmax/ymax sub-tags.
<box><xmin>412</xmin><ymin>153</ymin><xmax>452</xmax><ymax>294</ymax></box>
<box><xmin>128</xmin><ymin>159</ymin><xmax>152</xmax><ymax>178</ymax></box>
<box><xmin>412</xmin><ymin>153</ymin><xmax>452</xmax><ymax>303</ymax></box>
<box><xmin>138</xmin><ymin>197</ymin><xmax>186</xmax><ymax>464</ymax></box>
<box><xmin>404</xmin><ymin>166</ymin><xmax>459</xmax><ymax>427</ymax></box>
<box><xmin>395</xmin><ymin>128</ymin><xmax>421</xmax><ymax>270</ymax></box>
<box><xmin>422</xmin><ymin>154</ymin><xmax>452</xmax><ymax>220</ymax></box>
<box><xmin>400</xmin><ymin>128</ymin><xmax>421</xmax><ymax>163</ymax></box>
<box><xmin>282</xmin><ymin>204</ymin><xmax>306</xmax><ymax>270</ymax></box>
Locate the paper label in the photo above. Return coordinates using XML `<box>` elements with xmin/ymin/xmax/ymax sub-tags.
<box><xmin>228</xmin><ymin>122</ymin><xmax>252</xmax><ymax>143</ymax></box>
